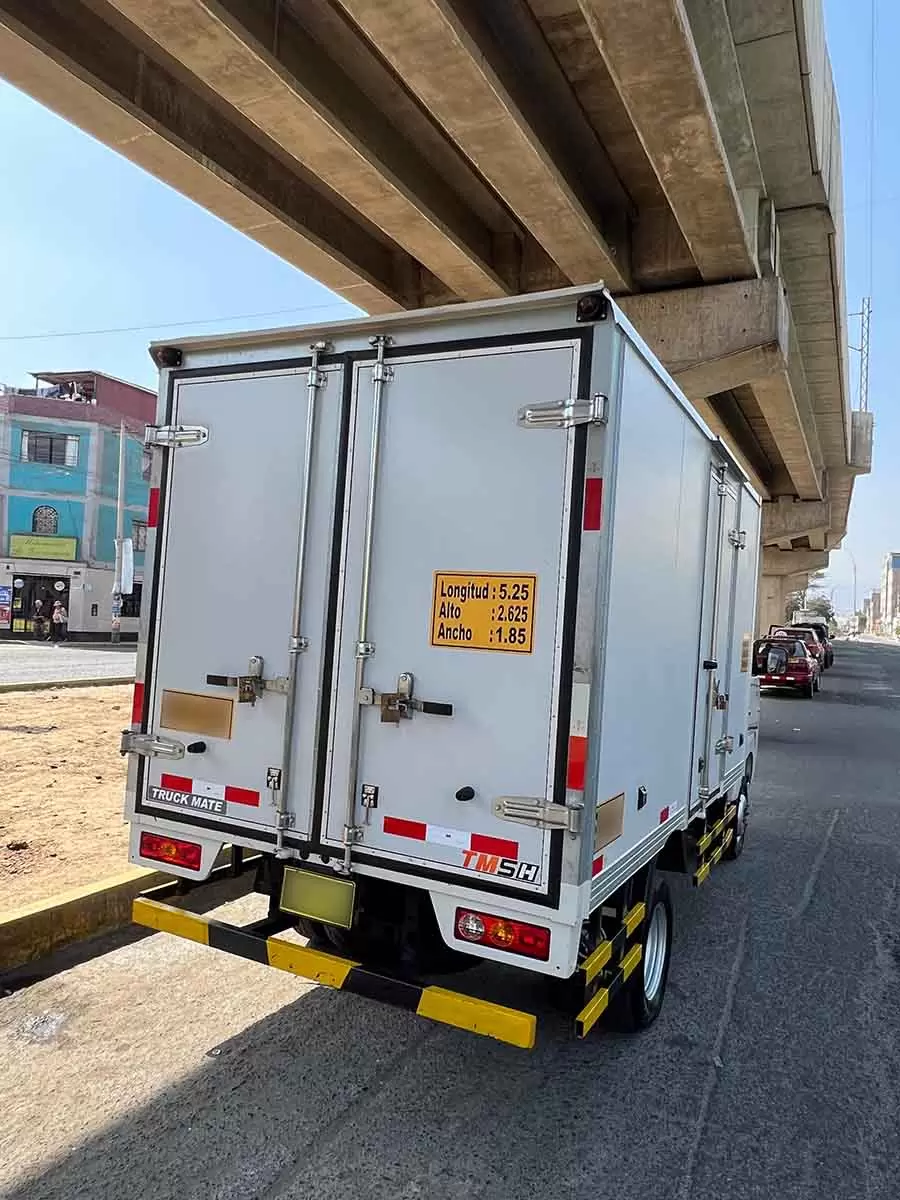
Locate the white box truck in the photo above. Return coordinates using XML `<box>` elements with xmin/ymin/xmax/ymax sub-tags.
<box><xmin>125</xmin><ymin>287</ymin><xmax>760</xmax><ymax>1049</ymax></box>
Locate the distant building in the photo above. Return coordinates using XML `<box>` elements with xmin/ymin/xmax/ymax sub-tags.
<box><xmin>879</xmin><ymin>553</ymin><xmax>900</xmax><ymax>636</ymax></box>
<box><xmin>871</xmin><ymin>588</ymin><xmax>883</xmax><ymax>634</ymax></box>
<box><xmin>0</xmin><ymin>371</ymin><xmax>155</xmax><ymax>639</ymax></box>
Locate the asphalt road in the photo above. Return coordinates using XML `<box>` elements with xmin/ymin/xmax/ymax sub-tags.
<box><xmin>3</xmin><ymin>639</ymin><xmax>900</xmax><ymax>1200</ymax></box>
<box><xmin>0</xmin><ymin>642</ymin><xmax>136</xmax><ymax>685</ymax></box>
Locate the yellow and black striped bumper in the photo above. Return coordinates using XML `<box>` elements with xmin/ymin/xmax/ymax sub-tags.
<box><xmin>132</xmin><ymin>897</ymin><xmax>537</xmax><ymax>1050</ymax></box>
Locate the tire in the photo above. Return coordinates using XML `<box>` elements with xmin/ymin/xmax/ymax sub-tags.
<box><xmin>606</xmin><ymin>874</ymin><xmax>673</xmax><ymax>1032</ymax></box>
<box><xmin>725</xmin><ymin>781</ymin><xmax>750</xmax><ymax>860</ymax></box>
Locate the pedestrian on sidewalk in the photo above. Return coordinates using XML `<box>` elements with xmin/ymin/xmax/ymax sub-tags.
<box><xmin>51</xmin><ymin>600</ymin><xmax>68</xmax><ymax>643</ymax></box>
<box><xmin>31</xmin><ymin>599</ymin><xmax>49</xmax><ymax>641</ymax></box>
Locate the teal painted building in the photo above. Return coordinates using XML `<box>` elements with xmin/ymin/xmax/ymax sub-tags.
<box><xmin>0</xmin><ymin>371</ymin><xmax>156</xmax><ymax>637</ymax></box>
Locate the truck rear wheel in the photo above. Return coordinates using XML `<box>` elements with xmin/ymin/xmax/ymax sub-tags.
<box><xmin>725</xmin><ymin>780</ymin><xmax>750</xmax><ymax>860</ymax></box>
<box><xmin>607</xmin><ymin>874</ymin><xmax>673</xmax><ymax>1032</ymax></box>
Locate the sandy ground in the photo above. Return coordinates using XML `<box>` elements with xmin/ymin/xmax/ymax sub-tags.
<box><xmin>0</xmin><ymin>685</ymin><xmax>132</xmax><ymax>914</ymax></box>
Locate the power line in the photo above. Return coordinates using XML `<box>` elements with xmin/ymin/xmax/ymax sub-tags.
<box><xmin>0</xmin><ymin>299</ymin><xmax>355</xmax><ymax>343</ymax></box>
<box><xmin>867</xmin><ymin>0</ymin><xmax>878</xmax><ymax>297</ymax></box>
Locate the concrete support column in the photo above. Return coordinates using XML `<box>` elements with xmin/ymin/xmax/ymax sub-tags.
<box><xmin>756</xmin><ymin>572</ymin><xmax>788</xmax><ymax>635</ymax></box>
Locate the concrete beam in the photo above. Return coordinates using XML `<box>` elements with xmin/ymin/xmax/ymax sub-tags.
<box><xmin>576</xmin><ymin>0</ymin><xmax>757</xmax><ymax>282</ymax></box>
<box><xmin>762</xmin><ymin>549</ymin><xmax>829</xmax><ymax>578</ymax></box>
<box><xmin>620</xmin><ymin>279</ymin><xmax>821</xmax><ymax>498</ymax></box>
<box><xmin>761</xmin><ymin>498</ymin><xmax>831</xmax><ymax>546</ymax></box>
<box><xmin>103</xmin><ymin>0</ymin><xmax>516</xmax><ymax>301</ymax></box>
<box><xmin>0</xmin><ymin>0</ymin><xmax>441</xmax><ymax>313</ymax></box>
<box><xmin>335</xmin><ymin>0</ymin><xmax>632</xmax><ymax>292</ymax></box>
<box><xmin>682</xmin><ymin>0</ymin><xmax>763</xmax><ymax>194</ymax></box>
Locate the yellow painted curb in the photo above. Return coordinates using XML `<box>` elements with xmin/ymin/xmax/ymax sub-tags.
<box><xmin>0</xmin><ymin>867</ymin><xmax>169</xmax><ymax>971</ymax></box>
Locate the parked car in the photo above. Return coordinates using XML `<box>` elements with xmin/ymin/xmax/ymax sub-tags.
<box><xmin>791</xmin><ymin>622</ymin><xmax>834</xmax><ymax>668</ymax></box>
<box><xmin>768</xmin><ymin>624</ymin><xmax>828</xmax><ymax>669</ymax></box>
<box><xmin>754</xmin><ymin>637</ymin><xmax>821</xmax><ymax>698</ymax></box>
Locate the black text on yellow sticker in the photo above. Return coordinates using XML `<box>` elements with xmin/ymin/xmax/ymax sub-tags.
<box><xmin>430</xmin><ymin>573</ymin><xmax>537</xmax><ymax>653</ymax></box>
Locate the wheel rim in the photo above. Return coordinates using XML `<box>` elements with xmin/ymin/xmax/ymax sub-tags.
<box><xmin>643</xmin><ymin>901</ymin><xmax>668</xmax><ymax>1003</ymax></box>
<box><xmin>735</xmin><ymin>790</ymin><xmax>748</xmax><ymax>849</ymax></box>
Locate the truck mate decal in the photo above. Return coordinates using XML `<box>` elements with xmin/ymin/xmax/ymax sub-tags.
<box><xmin>148</xmin><ymin>786</ymin><xmax>226</xmax><ymax>816</ymax></box>
<box><xmin>430</xmin><ymin>572</ymin><xmax>537</xmax><ymax>653</ymax></box>
<box><xmin>155</xmin><ymin>773</ymin><xmax>260</xmax><ymax>808</ymax></box>
<box><xmin>461</xmin><ymin>849</ymin><xmax>541</xmax><ymax>883</ymax></box>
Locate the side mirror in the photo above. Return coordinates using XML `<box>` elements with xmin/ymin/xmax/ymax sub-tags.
<box><xmin>750</xmin><ymin>641</ymin><xmax>764</xmax><ymax>676</ymax></box>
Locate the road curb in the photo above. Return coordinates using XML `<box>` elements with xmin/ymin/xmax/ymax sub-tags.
<box><xmin>0</xmin><ymin>677</ymin><xmax>134</xmax><ymax>693</ymax></box>
<box><xmin>0</xmin><ymin>868</ymin><xmax>169</xmax><ymax>971</ymax></box>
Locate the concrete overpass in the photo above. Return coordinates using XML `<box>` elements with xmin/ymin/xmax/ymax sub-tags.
<box><xmin>0</xmin><ymin>0</ymin><xmax>871</xmax><ymax>628</ymax></box>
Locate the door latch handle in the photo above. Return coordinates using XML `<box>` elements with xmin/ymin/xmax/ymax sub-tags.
<box><xmin>207</xmin><ymin>655</ymin><xmax>289</xmax><ymax>705</ymax></box>
<box><xmin>359</xmin><ymin>672</ymin><xmax>454</xmax><ymax>724</ymax></box>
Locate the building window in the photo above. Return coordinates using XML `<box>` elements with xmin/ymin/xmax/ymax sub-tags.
<box><xmin>21</xmin><ymin>430</ymin><xmax>79</xmax><ymax>467</ymax></box>
<box><xmin>121</xmin><ymin>583</ymin><xmax>143</xmax><ymax>619</ymax></box>
<box><xmin>32</xmin><ymin>505</ymin><xmax>59</xmax><ymax>535</ymax></box>
<box><xmin>132</xmin><ymin>522</ymin><xmax>147</xmax><ymax>552</ymax></box>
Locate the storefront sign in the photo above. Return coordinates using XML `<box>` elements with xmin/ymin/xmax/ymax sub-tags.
<box><xmin>9</xmin><ymin>534</ymin><xmax>78</xmax><ymax>562</ymax></box>
<box><xmin>0</xmin><ymin>585</ymin><xmax>11</xmax><ymax>628</ymax></box>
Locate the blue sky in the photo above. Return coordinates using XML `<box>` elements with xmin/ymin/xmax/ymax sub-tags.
<box><xmin>0</xmin><ymin>3</ymin><xmax>893</xmax><ymax>611</ymax></box>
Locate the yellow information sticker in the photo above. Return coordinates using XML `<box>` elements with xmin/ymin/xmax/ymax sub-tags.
<box><xmin>430</xmin><ymin>572</ymin><xmax>537</xmax><ymax>653</ymax></box>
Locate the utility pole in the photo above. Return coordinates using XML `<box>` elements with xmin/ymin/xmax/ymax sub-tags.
<box><xmin>111</xmin><ymin>420</ymin><xmax>126</xmax><ymax>643</ymax></box>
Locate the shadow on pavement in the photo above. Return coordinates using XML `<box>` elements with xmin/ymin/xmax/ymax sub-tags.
<box><xmin>5</xmin><ymin>947</ymin><xmax>716</xmax><ymax>1200</ymax></box>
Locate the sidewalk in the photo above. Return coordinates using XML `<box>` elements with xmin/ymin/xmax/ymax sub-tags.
<box><xmin>0</xmin><ymin>643</ymin><xmax>136</xmax><ymax>687</ymax></box>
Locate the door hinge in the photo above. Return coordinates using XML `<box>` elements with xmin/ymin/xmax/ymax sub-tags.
<box><xmin>715</xmin><ymin>735</ymin><xmax>735</xmax><ymax>755</ymax></box>
<box><xmin>120</xmin><ymin>731</ymin><xmax>185</xmax><ymax>760</ymax></box>
<box><xmin>145</xmin><ymin>424</ymin><xmax>209</xmax><ymax>449</ymax></box>
<box><xmin>517</xmin><ymin>393</ymin><xmax>607</xmax><ymax>430</ymax></box>
<box><xmin>728</xmin><ymin>529</ymin><xmax>747</xmax><ymax>549</ymax></box>
<box><xmin>343</xmin><ymin>824</ymin><xmax>364</xmax><ymax>845</ymax></box>
<box><xmin>493</xmin><ymin>796</ymin><xmax>583</xmax><ymax>835</ymax></box>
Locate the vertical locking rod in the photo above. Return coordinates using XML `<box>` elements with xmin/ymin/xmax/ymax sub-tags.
<box><xmin>343</xmin><ymin>335</ymin><xmax>392</xmax><ymax>870</ymax></box>
<box><xmin>275</xmin><ymin>340</ymin><xmax>329</xmax><ymax>858</ymax></box>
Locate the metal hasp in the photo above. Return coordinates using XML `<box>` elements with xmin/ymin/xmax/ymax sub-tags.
<box><xmin>493</xmin><ymin>795</ymin><xmax>583</xmax><ymax>836</ymax></box>
<box><xmin>517</xmin><ymin>393</ymin><xmax>607</xmax><ymax>430</ymax></box>
<box><xmin>120</xmin><ymin>730</ymin><xmax>185</xmax><ymax>760</ymax></box>
<box><xmin>343</xmin><ymin>335</ymin><xmax>393</xmax><ymax>870</ymax></box>
<box><xmin>144</xmin><ymin>424</ymin><xmax>209</xmax><ymax>449</ymax></box>
<box><xmin>357</xmin><ymin>672</ymin><xmax>455</xmax><ymax>724</ymax></box>
<box><xmin>206</xmin><ymin>656</ymin><xmax>290</xmax><ymax>705</ymax></box>
<box><xmin>728</xmin><ymin>529</ymin><xmax>747</xmax><ymax>549</ymax></box>
<box><xmin>715</xmin><ymin>736</ymin><xmax>735</xmax><ymax>755</ymax></box>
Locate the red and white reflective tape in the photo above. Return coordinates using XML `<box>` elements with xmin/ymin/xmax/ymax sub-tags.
<box><xmin>566</xmin><ymin>680</ymin><xmax>591</xmax><ymax>792</ymax></box>
<box><xmin>382</xmin><ymin>816</ymin><xmax>518</xmax><ymax>860</ymax></box>
<box><xmin>160</xmin><ymin>773</ymin><xmax>260</xmax><ymax>808</ymax></box>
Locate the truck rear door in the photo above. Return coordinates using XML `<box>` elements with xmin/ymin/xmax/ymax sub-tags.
<box><xmin>323</xmin><ymin>336</ymin><xmax>585</xmax><ymax>902</ymax></box>
<box><xmin>137</xmin><ymin>363</ymin><xmax>343</xmax><ymax>842</ymax></box>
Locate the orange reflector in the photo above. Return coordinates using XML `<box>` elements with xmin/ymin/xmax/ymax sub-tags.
<box><xmin>131</xmin><ymin>681</ymin><xmax>145</xmax><ymax>727</ymax></box>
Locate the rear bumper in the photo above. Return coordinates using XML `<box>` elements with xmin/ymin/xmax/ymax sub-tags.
<box><xmin>132</xmin><ymin>895</ymin><xmax>537</xmax><ymax>1051</ymax></box>
<box><xmin>760</xmin><ymin>675</ymin><xmax>811</xmax><ymax>688</ymax></box>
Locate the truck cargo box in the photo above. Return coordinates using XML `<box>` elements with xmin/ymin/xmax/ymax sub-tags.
<box><xmin>125</xmin><ymin>287</ymin><xmax>760</xmax><ymax>1025</ymax></box>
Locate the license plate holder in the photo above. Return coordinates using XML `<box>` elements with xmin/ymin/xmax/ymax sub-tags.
<box><xmin>280</xmin><ymin>867</ymin><xmax>356</xmax><ymax>929</ymax></box>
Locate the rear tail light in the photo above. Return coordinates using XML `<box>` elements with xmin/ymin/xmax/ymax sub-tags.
<box><xmin>454</xmin><ymin>907</ymin><xmax>550</xmax><ymax>961</ymax></box>
<box><xmin>139</xmin><ymin>831</ymin><xmax>202</xmax><ymax>871</ymax></box>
